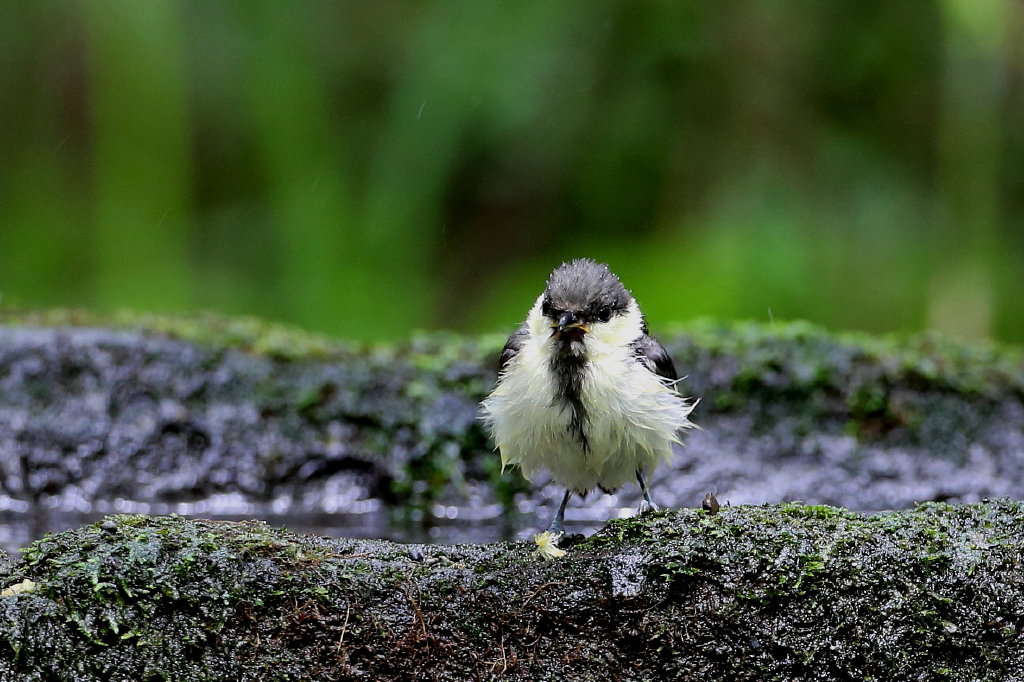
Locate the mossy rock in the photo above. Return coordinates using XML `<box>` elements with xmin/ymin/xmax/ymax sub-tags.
<box><xmin>2</xmin><ymin>503</ymin><xmax>1023</xmax><ymax>680</ymax></box>
<box><xmin>0</xmin><ymin>310</ymin><xmax>1022</xmax><ymax>524</ymax></box>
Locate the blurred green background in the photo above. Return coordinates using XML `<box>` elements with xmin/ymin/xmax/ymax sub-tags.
<box><xmin>1</xmin><ymin>1</ymin><xmax>1022</xmax><ymax>342</ymax></box>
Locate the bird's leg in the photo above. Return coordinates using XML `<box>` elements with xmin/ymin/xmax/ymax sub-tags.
<box><xmin>545</xmin><ymin>489</ymin><xmax>572</xmax><ymax>535</ymax></box>
<box><xmin>636</xmin><ymin>469</ymin><xmax>658</xmax><ymax>514</ymax></box>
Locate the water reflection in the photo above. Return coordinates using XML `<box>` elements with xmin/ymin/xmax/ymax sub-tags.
<box><xmin>0</xmin><ymin>502</ymin><xmax>623</xmax><ymax>556</ymax></box>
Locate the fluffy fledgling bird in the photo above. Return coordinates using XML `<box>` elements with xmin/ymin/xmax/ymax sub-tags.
<box><xmin>480</xmin><ymin>259</ymin><xmax>696</xmax><ymax>534</ymax></box>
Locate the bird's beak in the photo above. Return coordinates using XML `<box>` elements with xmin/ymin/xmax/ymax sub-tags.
<box><xmin>553</xmin><ymin>311</ymin><xmax>589</xmax><ymax>336</ymax></box>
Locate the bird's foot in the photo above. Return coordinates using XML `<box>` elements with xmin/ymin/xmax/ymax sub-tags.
<box><xmin>637</xmin><ymin>499</ymin><xmax>659</xmax><ymax>515</ymax></box>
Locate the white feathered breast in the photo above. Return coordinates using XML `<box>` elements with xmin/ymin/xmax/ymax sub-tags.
<box><xmin>480</xmin><ymin>295</ymin><xmax>695</xmax><ymax>493</ymax></box>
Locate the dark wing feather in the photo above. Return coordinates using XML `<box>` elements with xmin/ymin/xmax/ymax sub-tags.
<box><xmin>630</xmin><ymin>334</ymin><xmax>678</xmax><ymax>385</ymax></box>
<box><xmin>497</xmin><ymin>324</ymin><xmax>529</xmax><ymax>374</ymax></box>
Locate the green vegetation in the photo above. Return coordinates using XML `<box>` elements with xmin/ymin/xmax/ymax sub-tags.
<box><xmin>1</xmin><ymin>2</ymin><xmax>1022</xmax><ymax>341</ymax></box>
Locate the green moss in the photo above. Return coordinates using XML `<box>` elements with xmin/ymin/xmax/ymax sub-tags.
<box><xmin>5</xmin><ymin>309</ymin><xmax>1020</xmax><ymax>400</ymax></box>
<box><xmin>0</xmin><ymin>307</ymin><xmax>349</xmax><ymax>360</ymax></box>
<box><xmin>674</xmin><ymin>319</ymin><xmax>1023</xmax><ymax>401</ymax></box>
<box><xmin>0</xmin><ymin>503</ymin><xmax>1010</xmax><ymax>679</ymax></box>
<box><xmin>3</xmin><ymin>515</ymin><xmax>427</xmax><ymax>680</ymax></box>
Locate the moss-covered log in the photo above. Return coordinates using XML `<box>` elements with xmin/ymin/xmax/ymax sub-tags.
<box><xmin>2</xmin><ymin>503</ymin><xmax>1023</xmax><ymax>680</ymax></box>
<box><xmin>1</xmin><ymin>309</ymin><xmax>1022</xmax><ymax>523</ymax></box>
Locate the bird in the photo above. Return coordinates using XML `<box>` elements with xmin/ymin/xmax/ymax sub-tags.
<box><xmin>480</xmin><ymin>258</ymin><xmax>696</xmax><ymax>535</ymax></box>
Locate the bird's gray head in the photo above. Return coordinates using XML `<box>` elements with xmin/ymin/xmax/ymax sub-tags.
<box><xmin>542</xmin><ymin>259</ymin><xmax>632</xmax><ymax>342</ymax></box>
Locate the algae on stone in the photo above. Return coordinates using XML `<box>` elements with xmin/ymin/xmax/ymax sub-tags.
<box><xmin>2</xmin><ymin>504</ymin><xmax>1023</xmax><ymax>680</ymax></box>
<box><xmin>0</xmin><ymin>310</ymin><xmax>1022</xmax><ymax>525</ymax></box>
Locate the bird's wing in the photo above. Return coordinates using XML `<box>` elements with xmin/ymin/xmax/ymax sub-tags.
<box><xmin>497</xmin><ymin>323</ymin><xmax>529</xmax><ymax>374</ymax></box>
<box><xmin>630</xmin><ymin>334</ymin><xmax>678</xmax><ymax>385</ymax></box>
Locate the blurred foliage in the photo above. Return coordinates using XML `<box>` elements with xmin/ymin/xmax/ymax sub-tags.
<box><xmin>0</xmin><ymin>0</ymin><xmax>1022</xmax><ymax>341</ymax></box>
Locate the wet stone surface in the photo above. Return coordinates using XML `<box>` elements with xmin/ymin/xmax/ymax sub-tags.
<box><xmin>0</xmin><ymin>316</ymin><xmax>1022</xmax><ymax>551</ymax></box>
<box><xmin>608</xmin><ymin>551</ymin><xmax>650</xmax><ymax>598</ymax></box>
<box><xmin>3</xmin><ymin>503</ymin><xmax>1024</xmax><ymax>680</ymax></box>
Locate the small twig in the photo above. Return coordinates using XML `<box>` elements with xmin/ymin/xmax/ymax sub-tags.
<box><xmin>521</xmin><ymin>581</ymin><xmax>567</xmax><ymax>608</ymax></box>
<box><xmin>486</xmin><ymin>637</ymin><xmax>510</xmax><ymax>674</ymax></box>
<box><xmin>336</xmin><ymin>604</ymin><xmax>351</xmax><ymax>652</ymax></box>
<box><xmin>405</xmin><ymin>587</ymin><xmax>428</xmax><ymax>638</ymax></box>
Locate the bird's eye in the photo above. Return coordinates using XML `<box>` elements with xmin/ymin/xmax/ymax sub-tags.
<box><xmin>541</xmin><ymin>300</ymin><xmax>552</xmax><ymax>317</ymax></box>
<box><xmin>597</xmin><ymin>305</ymin><xmax>612</xmax><ymax>322</ymax></box>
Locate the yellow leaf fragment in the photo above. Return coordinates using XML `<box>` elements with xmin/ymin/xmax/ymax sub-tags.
<box><xmin>533</xmin><ymin>531</ymin><xmax>566</xmax><ymax>560</ymax></box>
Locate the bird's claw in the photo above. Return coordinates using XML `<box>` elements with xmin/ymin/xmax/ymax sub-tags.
<box><xmin>638</xmin><ymin>499</ymin><xmax>659</xmax><ymax>515</ymax></box>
